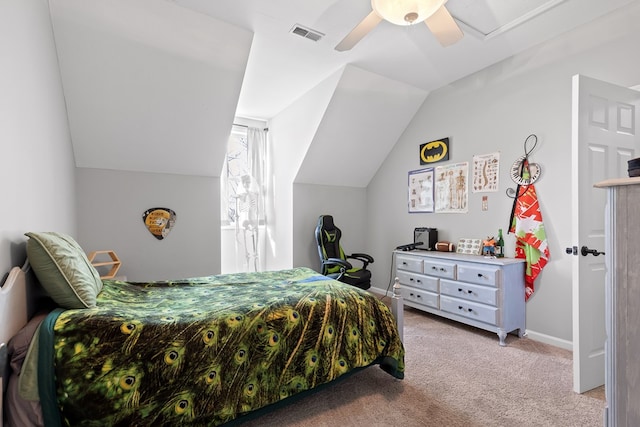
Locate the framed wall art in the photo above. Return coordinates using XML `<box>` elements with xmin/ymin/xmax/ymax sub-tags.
<box><xmin>472</xmin><ymin>152</ymin><xmax>500</xmax><ymax>193</ymax></box>
<box><xmin>408</xmin><ymin>167</ymin><xmax>434</xmax><ymax>213</ymax></box>
<box><xmin>420</xmin><ymin>137</ymin><xmax>450</xmax><ymax>165</ymax></box>
<box><xmin>435</xmin><ymin>162</ymin><xmax>469</xmax><ymax>213</ymax></box>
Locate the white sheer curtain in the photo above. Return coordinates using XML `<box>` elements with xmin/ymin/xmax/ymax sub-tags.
<box><xmin>247</xmin><ymin>127</ymin><xmax>267</xmax><ymax>230</ymax></box>
<box><xmin>221</xmin><ymin>125</ymin><xmax>271</xmax><ymax>273</ymax></box>
<box><xmin>236</xmin><ymin>127</ymin><xmax>268</xmax><ymax>272</ymax></box>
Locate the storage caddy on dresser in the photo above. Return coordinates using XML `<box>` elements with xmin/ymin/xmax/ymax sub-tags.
<box><xmin>394</xmin><ymin>250</ymin><xmax>526</xmax><ymax>346</ymax></box>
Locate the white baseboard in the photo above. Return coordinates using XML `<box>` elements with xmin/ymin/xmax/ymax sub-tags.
<box><xmin>523</xmin><ymin>330</ymin><xmax>572</xmax><ymax>351</ymax></box>
<box><xmin>369</xmin><ymin>285</ymin><xmax>391</xmax><ymax>298</ymax></box>
<box><xmin>369</xmin><ymin>284</ymin><xmax>573</xmax><ymax>351</ymax></box>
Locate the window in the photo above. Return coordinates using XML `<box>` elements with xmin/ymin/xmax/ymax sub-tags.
<box><xmin>220</xmin><ymin>124</ymin><xmax>269</xmax><ymax>273</ymax></box>
<box><xmin>222</xmin><ymin>127</ymin><xmax>249</xmax><ymax>225</ymax></box>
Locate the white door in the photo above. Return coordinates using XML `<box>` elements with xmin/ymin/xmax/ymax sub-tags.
<box><xmin>571</xmin><ymin>74</ymin><xmax>640</xmax><ymax>393</ymax></box>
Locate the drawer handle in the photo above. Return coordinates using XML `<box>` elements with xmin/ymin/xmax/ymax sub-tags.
<box><xmin>458</xmin><ymin>306</ymin><xmax>473</xmax><ymax>313</ymax></box>
<box><xmin>440</xmin><ymin>268</ymin><xmax>447</xmax><ymax>272</ymax></box>
<box><xmin>477</xmin><ymin>273</ymin><xmax>485</xmax><ymax>278</ymax></box>
<box><xmin>457</xmin><ymin>288</ymin><xmax>473</xmax><ymax>294</ymax></box>
<box><xmin>409</xmin><ymin>278</ymin><xmax>415</xmax><ymax>282</ymax></box>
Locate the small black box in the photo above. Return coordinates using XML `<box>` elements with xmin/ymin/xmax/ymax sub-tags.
<box><xmin>414</xmin><ymin>227</ymin><xmax>438</xmax><ymax>251</ymax></box>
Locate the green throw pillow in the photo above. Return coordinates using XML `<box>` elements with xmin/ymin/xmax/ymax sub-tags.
<box><xmin>25</xmin><ymin>232</ymin><xmax>103</xmax><ymax>308</ymax></box>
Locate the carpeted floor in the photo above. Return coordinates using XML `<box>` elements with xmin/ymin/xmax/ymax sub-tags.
<box><xmin>235</xmin><ymin>305</ymin><xmax>605</xmax><ymax>427</ymax></box>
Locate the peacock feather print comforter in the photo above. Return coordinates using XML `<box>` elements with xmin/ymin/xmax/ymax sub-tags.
<box><xmin>36</xmin><ymin>267</ymin><xmax>404</xmax><ymax>426</ymax></box>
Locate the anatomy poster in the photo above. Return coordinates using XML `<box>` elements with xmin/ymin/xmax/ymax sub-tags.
<box><xmin>435</xmin><ymin>162</ymin><xmax>469</xmax><ymax>213</ymax></box>
<box><xmin>472</xmin><ymin>152</ymin><xmax>500</xmax><ymax>193</ymax></box>
<box><xmin>408</xmin><ymin>167</ymin><xmax>434</xmax><ymax>213</ymax></box>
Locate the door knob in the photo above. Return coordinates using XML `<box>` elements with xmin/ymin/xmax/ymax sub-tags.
<box><xmin>581</xmin><ymin>246</ymin><xmax>605</xmax><ymax>256</ymax></box>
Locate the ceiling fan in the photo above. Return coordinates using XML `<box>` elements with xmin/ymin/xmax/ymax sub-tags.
<box><xmin>335</xmin><ymin>0</ymin><xmax>463</xmax><ymax>51</ymax></box>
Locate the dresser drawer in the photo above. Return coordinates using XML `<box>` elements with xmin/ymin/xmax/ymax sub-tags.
<box><xmin>423</xmin><ymin>260</ymin><xmax>456</xmax><ymax>279</ymax></box>
<box><xmin>440</xmin><ymin>295</ymin><xmax>498</xmax><ymax>326</ymax></box>
<box><xmin>401</xmin><ymin>286</ymin><xmax>439</xmax><ymax>309</ymax></box>
<box><xmin>396</xmin><ymin>255</ymin><xmax>422</xmax><ymax>273</ymax></box>
<box><xmin>440</xmin><ymin>279</ymin><xmax>498</xmax><ymax>306</ymax></box>
<box><xmin>396</xmin><ymin>271</ymin><xmax>438</xmax><ymax>292</ymax></box>
<box><xmin>457</xmin><ymin>263</ymin><xmax>500</xmax><ymax>287</ymax></box>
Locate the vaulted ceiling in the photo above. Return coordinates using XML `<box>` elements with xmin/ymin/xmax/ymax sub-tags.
<box><xmin>48</xmin><ymin>0</ymin><xmax>635</xmax><ymax>181</ymax></box>
<box><xmin>172</xmin><ymin>0</ymin><xmax>635</xmax><ymax>119</ymax></box>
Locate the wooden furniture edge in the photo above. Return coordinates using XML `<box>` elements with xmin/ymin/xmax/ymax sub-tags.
<box><xmin>594</xmin><ymin>176</ymin><xmax>640</xmax><ymax>188</ymax></box>
<box><xmin>1</xmin><ymin>263</ymin><xmax>31</xmax><ymax>426</ymax></box>
<box><xmin>87</xmin><ymin>250</ymin><xmax>122</xmax><ymax>279</ymax></box>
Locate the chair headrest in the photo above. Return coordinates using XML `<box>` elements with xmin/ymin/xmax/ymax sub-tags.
<box><xmin>319</xmin><ymin>215</ymin><xmax>335</xmax><ymax>230</ymax></box>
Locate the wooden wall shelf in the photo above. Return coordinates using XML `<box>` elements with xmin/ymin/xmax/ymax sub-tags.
<box><xmin>87</xmin><ymin>250</ymin><xmax>121</xmax><ymax>279</ymax></box>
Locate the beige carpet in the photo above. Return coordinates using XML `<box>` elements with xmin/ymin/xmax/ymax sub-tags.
<box><xmin>236</xmin><ymin>306</ymin><xmax>605</xmax><ymax>427</ymax></box>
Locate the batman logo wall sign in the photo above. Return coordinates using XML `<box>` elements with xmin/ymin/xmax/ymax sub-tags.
<box><xmin>420</xmin><ymin>138</ymin><xmax>450</xmax><ymax>164</ymax></box>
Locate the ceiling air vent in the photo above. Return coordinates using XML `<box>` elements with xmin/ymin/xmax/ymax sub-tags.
<box><xmin>290</xmin><ymin>25</ymin><xmax>324</xmax><ymax>42</ymax></box>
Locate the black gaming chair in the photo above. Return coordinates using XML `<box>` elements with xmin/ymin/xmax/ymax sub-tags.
<box><xmin>315</xmin><ymin>215</ymin><xmax>374</xmax><ymax>290</ymax></box>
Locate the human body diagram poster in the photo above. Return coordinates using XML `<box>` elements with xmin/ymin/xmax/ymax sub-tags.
<box><xmin>434</xmin><ymin>162</ymin><xmax>469</xmax><ymax>213</ymax></box>
<box><xmin>472</xmin><ymin>152</ymin><xmax>500</xmax><ymax>193</ymax></box>
<box><xmin>408</xmin><ymin>167</ymin><xmax>435</xmax><ymax>213</ymax></box>
<box><xmin>409</xmin><ymin>162</ymin><xmax>470</xmax><ymax>214</ymax></box>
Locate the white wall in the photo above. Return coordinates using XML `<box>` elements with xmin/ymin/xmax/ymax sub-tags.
<box><xmin>295</xmin><ymin>65</ymin><xmax>428</xmax><ymax>187</ymax></box>
<box><xmin>49</xmin><ymin>0</ymin><xmax>251</xmax><ymax>178</ymax></box>
<box><xmin>48</xmin><ymin>0</ymin><xmax>251</xmax><ymax>281</ymax></box>
<box><xmin>0</xmin><ymin>0</ymin><xmax>76</xmax><ymax>274</ymax></box>
<box><xmin>76</xmin><ymin>168</ymin><xmax>220</xmax><ymax>281</ymax></box>
<box><xmin>287</xmin><ymin>65</ymin><xmax>426</xmax><ymax>275</ymax></box>
<box><xmin>293</xmin><ymin>184</ymin><xmax>368</xmax><ymax>273</ymax></box>
<box><xmin>366</xmin><ymin>2</ymin><xmax>640</xmax><ymax>348</ymax></box>
<box><xmin>267</xmin><ymin>70</ymin><xmax>344</xmax><ymax>270</ymax></box>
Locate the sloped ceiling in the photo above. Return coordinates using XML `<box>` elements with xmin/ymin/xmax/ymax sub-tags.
<box><xmin>47</xmin><ymin>0</ymin><xmax>636</xmax><ymax>185</ymax></box>
<box><xmin>295</xmin><ymin>65</ymin><xmax>427</xmax><ymax>187</ymax></box>
<box><xmin>49</xmin><ymin>0</ymin><xmax>252</xmax><ymax>177</ymax></box>
<box><xmin>172</xmin><ymin>0</ymin><xmax>636</xmax><ymax>120</ymax></box>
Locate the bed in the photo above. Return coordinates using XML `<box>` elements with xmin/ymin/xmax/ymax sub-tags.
<box><xmin>1</xmin><ymin>232</ymin><xmax>404</xmax><ymax>426</ymax></box>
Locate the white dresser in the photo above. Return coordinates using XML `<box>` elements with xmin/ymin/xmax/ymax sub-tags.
<box><xmin>595</xmin><ymin>178</ymin><xmax>640</xmax><ymax>427</ymax></box>
<box><xmin>394</xmin><ymin>250</ymin><xmax>526</xmax><ymax>346</ymax></box>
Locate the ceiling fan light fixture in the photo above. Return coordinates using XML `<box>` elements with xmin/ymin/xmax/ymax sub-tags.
<box><xmin>371</xmin><ymin>0</ymin><xmax>446</xmax><ymax>26</ymax></box>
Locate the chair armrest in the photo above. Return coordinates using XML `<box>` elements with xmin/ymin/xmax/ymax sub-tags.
<box><xmin>350</xmin><ymin>253</ymin><xmax>374</xmax><ymax>263</ymax></box>
<box><xmin>322</xmin><ymin>258</ymin><xmax>353</xmax><ymax>270</ymax></box>
<box><xmin>346</xmin><ymin>253</ymin><xmax>374</xmax><ymax>268</ymax></box>
<box><xmin>322</xmin><ymin>258</ymin><xmax>352</xmax><ymax>281</ymax></box>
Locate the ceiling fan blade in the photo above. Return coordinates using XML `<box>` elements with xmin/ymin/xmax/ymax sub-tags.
<box><xmin>335</xmin><ymin>10</ymin><xmax>382</xmax><ymax>52</ymax></box>
<box><xmin>424</xmin><ymin>5</ymin><xmax>463</xmax><ymax>47</ymax></box>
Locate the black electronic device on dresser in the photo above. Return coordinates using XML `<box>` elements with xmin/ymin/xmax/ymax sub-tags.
<box><xmin>414</xmin><ymin>227</ymin><xmax>438</xmax><ymax>251</ymax></box>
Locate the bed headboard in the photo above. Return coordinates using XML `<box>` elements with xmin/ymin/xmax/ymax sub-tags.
<box><xmin>0</xmin><ymin>261</ymin><xmax>47</xmax><ymax>382</ymax></box>
<box><xmin>0</xmin><ymin>263</ymin><xmax>33</xmax><ymax>346</ymax></box>
<box><xmin>1</xmin><ymin>261</ymin><xmax>44</xmax><ymax>425</ymax></box>
<box><xmin>1</xmin><ymin>265</ymin><xmax>25</xmax><ymax>426</ymax></box>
